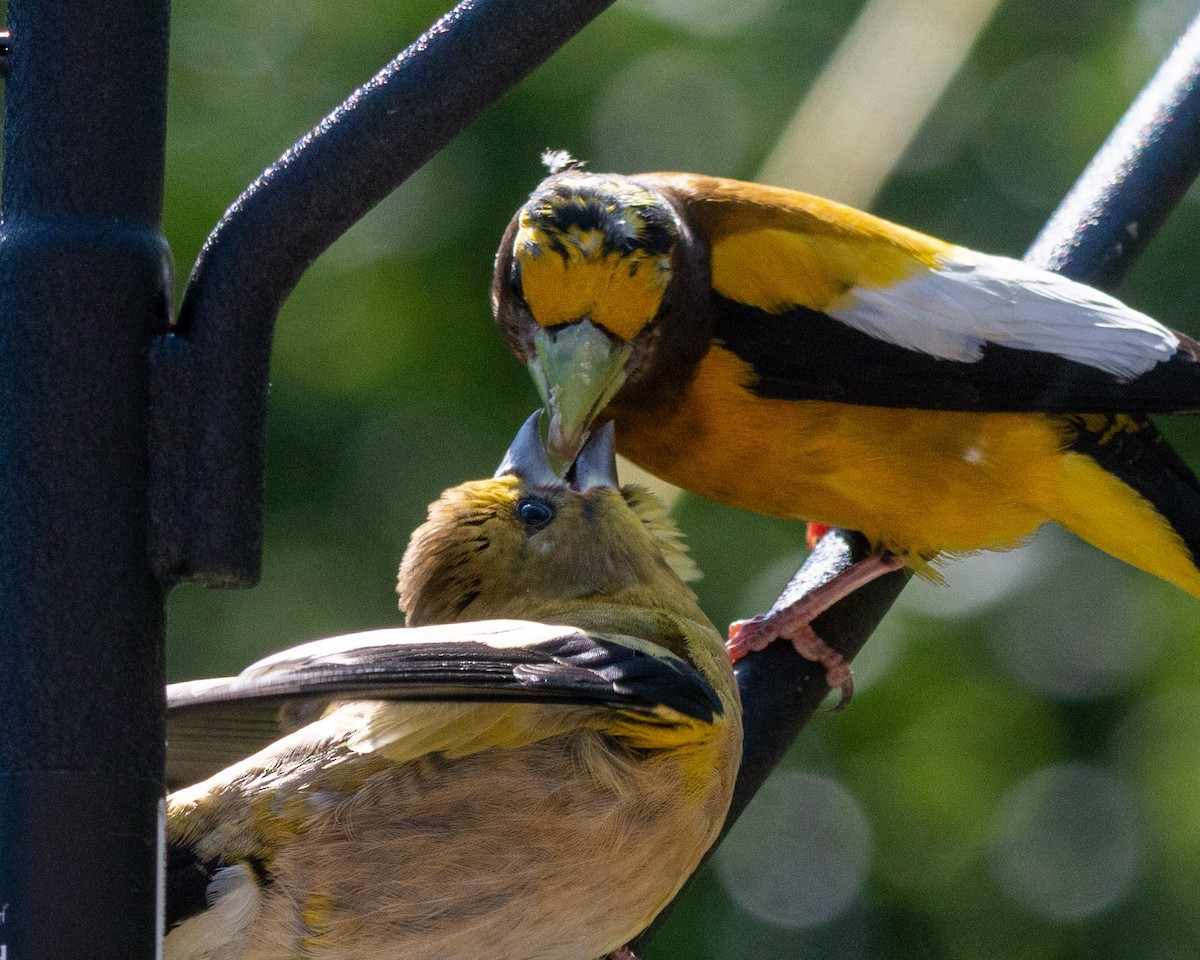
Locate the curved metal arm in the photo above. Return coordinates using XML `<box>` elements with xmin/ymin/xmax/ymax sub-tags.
<box><xmin>632</xmin><ymin>10</ymin><xmax>1200</xmax><ymax>954</ymax></box>
<box><xmin>150</xmin><ymin>0</ymin><xmax>616</xmax><ymax>587</ymax></box>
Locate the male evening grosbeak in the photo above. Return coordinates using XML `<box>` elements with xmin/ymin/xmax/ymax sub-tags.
<box><xmin>492</xmin><ymin>154</ymin><xmax>1200</xmax><ymax>690</ymax></box>
<box><xmin>163</xmin><ymin>414</ymin><xmax>740</xmax><ymax>960</ymax></box>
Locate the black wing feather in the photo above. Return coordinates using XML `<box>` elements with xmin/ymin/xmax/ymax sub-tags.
<box><xmin>167</xmin><ymin>625</ymin><xmax>722</xmax><ymax>790</ymax></box>
<box><xmin>714</xmin><ymin>294</ymin><xmax>1200</xmax><ymax>413</ymax></box>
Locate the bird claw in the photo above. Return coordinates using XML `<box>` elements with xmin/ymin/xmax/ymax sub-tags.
<box><xmin>606</xmin><ymin>948</ymin><xmax>639</xmax><ymax>960</ymax></box>
<box><xmin>726</xmin><ymin>550</ymin><xmax>904</xmax><ymax>707</ymax></box>
<box><xmin>728</xmin><ymin>614</ymin><xmax>854</xmax><ymax>708</ymax></box>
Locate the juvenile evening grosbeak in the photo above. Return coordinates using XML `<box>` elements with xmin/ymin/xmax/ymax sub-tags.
<box><xmin>163</xmin><ymin>414</ymin><xmax>741</xmax><ymax>960</ymax></box>
<box><xmin>492</xmin><ymin>153</ymin><xmax>1200</xmax><ymax>690</ymax></box>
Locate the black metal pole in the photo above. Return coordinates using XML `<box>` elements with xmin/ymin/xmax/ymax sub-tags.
<box><xmin>1027</xmin><ymin>11</ymin><xmax>1200</xmax><ymax>288</ymax></box>
<box><xmin>0</xmin><ymin>1</ymin><xmax>172</xmax><ymax>957</ymax></box>
<box><xmin>152</xmin><ymin>0</ymin><xmax>618</xmax><ymax>589</ymax></box>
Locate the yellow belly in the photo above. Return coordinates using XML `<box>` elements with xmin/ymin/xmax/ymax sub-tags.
<box><xmin>614</xmin><ymin>346</ymin><xmax>1071</xmax><ymax>559</ymax></box>
<box><xmin>166</xmin><ymin>699</ymin><xmax>740</xmax><ymax>960</ymax></box>
<box><xmin>235</xmin><ymin>732</ymin><xmax>732</xmax><ymax>960</ymax></box>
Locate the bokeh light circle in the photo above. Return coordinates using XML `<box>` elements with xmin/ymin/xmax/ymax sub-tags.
<box><xmin>988</xmin><ymin>763</ymin><xmax>1142</xmax><ymax>920</ymax></box>
<box><xmin>717</xmin><ymin>771</ymin><xmax>872</xmax><ymax>929</ymax></box>
<box><xmin>984</xmin><ymin>529</ymin><xmax>1157</xmax><ymax>700</ymax></box>
<box><xmin>589</xmin><ymin>50</ymin><xmax>750</xmax><ymax>173</ymax></box>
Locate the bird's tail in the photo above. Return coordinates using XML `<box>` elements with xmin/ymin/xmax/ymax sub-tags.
<box><xmin>1054</xmin><ymin>413</ymin><xmax>1200</xmax><ymax>600</ymax></box>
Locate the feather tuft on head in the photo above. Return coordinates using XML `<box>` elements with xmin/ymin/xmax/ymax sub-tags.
<box><xmin>620</xmin><ymin>484</ymin><xmax>700</xmax><ymax>584</ymax></box>
<box><xmin>541</xmin><ymin>149</ymin><xmax>585</xmax><ymax>175</ymax></box>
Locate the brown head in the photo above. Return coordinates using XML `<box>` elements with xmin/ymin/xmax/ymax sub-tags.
<box><xmin>397</xmin><ymin>413</ymin><xmax>701</xmax><ymax>630</ymax></box>
<box><xmin>492</xmin><ymin>156</ymin><xmax>713</xmax><ymax>461</ymax></box>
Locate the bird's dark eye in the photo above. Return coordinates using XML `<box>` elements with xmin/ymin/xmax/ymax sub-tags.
<box><xmin>516</xmin><ymin>497</ymin><xmax>554</xmax><ymax>532</ymax></box>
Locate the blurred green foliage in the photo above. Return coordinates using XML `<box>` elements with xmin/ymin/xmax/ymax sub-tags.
<box><xmin>159</xmin><ymin>0</ymin><xmax>1200</xmax><ymax>955</ymax></box>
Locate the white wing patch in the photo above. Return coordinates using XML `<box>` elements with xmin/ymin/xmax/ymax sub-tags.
<box><xmin>827</xmin><ymin>249</ymin><xmax>1179</xmax><ymax>380</ymax></box>
<box><xmin>241</xmin><ymin>620</ymin><xmax>576</xmax><ymax>678</ymax></box>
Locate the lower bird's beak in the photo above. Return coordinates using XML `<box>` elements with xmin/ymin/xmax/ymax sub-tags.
<box><xmin>571</xmin><ymin>421</ymin><xmax>618</xmax><ymax>491</ymax></box>
<box><xmin>528</xmin><ymin>320</ymin><xmax>632</xmax><ymax>462</ymax></box>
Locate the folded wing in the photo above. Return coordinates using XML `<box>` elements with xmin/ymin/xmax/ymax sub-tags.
<box><xmin>166</xmin><ymin>619</ymin><xmax>723</xmax><ymax>789</ymax></box>
<box><xmin>648</xmin><ymin>172</ymin><xmax>1200</xmax><ymax>412</ymax></box>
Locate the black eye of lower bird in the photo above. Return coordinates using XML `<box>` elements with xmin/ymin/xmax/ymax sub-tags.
<box><xmin>516</xmin><ymin>497</ymin><xmax>555</xmax><ymax>532</ymax></box>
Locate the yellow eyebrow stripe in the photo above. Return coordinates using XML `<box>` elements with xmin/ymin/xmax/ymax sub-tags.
<box><xmin>517</xmin><ymin>229</ymin><xmax>670</xmax><ymax>341</ymax></box>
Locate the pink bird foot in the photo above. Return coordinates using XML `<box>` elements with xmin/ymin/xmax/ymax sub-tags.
<box><xmin>727</xmin><ymin>551</ymin><xmax>906</xmax><ymax>706</ymax></box>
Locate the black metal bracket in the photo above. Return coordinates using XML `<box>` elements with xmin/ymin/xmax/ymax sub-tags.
<box><xmin>149</xmin><ymin>0</ymin><xmax>617</xmax><ymax>588</ymax></box>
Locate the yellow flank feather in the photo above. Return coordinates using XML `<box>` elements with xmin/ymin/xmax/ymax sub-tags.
<box><xmin>612</xmin><ymin>345</ymin><xmax>1053</xmax><ymax>554</ymax></box>
<box><xmin>165</xmin><ymin>420</ymin><xmax>740</xmax><ymax>960</ymax></box>
<box><xmin>610</xmin><ymin>344</ymin><xmax>1200</xmax><ymax>596</ymax></box>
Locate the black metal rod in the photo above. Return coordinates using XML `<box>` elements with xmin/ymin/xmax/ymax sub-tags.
<box><xmin>1026</xmin><ymin>12</ymin><xmax>1200</xmax><ymax>285</ymax></box>
<box><xmin>631</xmin><ymin>535</ymin><xmax>909</xmax><ymax>951</ymax></box>
<box><xmin>0</xmin><ymin>0</ymin><xmax>172</xmax><ymax>957</ymax></box>
<box><xmin>633</xmin><ymin>10</ymin><xmax>1200</xmax><ymax>952</ymax></box>
<box><xmin>728</xmin><ymin>533</ymin><xmax>910</xmax><ymax>806</ymax></box>
<box><xmin>152</xmin><ymin>0</ymin><xmax>617</xmax><ymax>588</ymax></box>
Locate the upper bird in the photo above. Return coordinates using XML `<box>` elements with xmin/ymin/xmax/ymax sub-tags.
<box><xmin>492</xmin><ymin>155</ymin><xmax>1200</xmax><ymax>681</ymax></box>
<box><xmin>163</xmin><ymin>414</ymin><xmax>740</xmax><ymax>960</ymax></box>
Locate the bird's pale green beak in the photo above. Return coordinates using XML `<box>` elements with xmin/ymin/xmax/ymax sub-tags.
<box><xmin>528</xmin><ymin>320</ymin><xmax>632</xmax><ymax>462</ymax></box>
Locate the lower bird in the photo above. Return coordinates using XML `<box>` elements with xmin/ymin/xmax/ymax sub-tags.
<box><xmin>491</xmin><ymin>154</ymin><xmax>1200</xmax><ymax>689</ymax></box>
<box><xmin>163</xmin><ymin>414</ymin><xmax>741</xmax><ymax>960</ymax></box>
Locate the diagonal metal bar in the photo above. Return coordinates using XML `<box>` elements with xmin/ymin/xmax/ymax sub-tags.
<box><xmin>151</xmin><ymin>0</ymin><xmax>617</xmax><ymax>589</ymax></box>
<box><xmin>632</xmin><ymin>10</ymin><xmax>1200</xmax><ymax>954</ymax></box>
<box><xmin>1027</xmin><ymin>12</ymin><xmax>1200</xmax><ymax>289</ymax></box>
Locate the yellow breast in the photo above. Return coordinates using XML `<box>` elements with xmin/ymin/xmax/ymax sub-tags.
<box><xmin>612</xmin><ymin>345</ymin><xmax>1068</xmax><ymax>560</ymax></box>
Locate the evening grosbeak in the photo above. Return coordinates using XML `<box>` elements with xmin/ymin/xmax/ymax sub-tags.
<box><xmin>163</xmin><ymin>414</ymin><xmax>741</xmax><ymax>960</ymax></box>
<box><xmin>492</xmin><ymin>154</ymin><xmax>1200</xmax><ymax>690</ymax></box>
